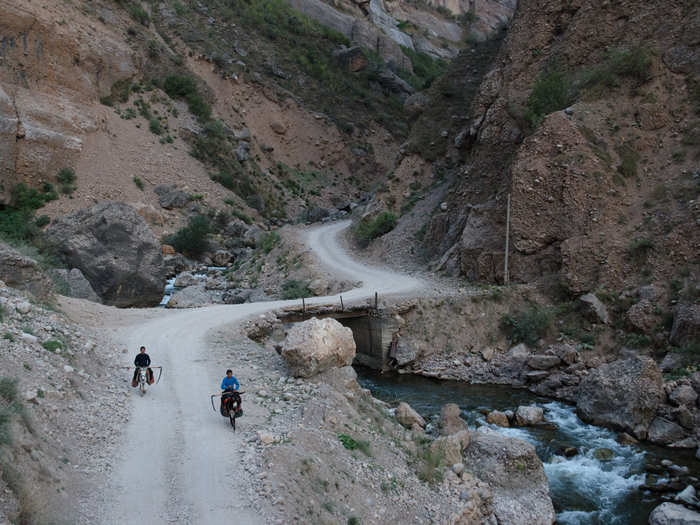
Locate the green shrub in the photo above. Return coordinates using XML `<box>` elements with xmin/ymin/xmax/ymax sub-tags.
<box><xmin>524</xmin><ymin>69</ymin><xmax>572</xmax><ymax>129</ymax></box>
<box><xmin>128</xmin><ymin>4</ymin><xmax>150</xmax><ymax>25</ymax></box>
<box><xmin>0</xmin><ymin>378</ymin><xmax>17</xmax><ymax>403</ymax></box>
<box><xmin>616</xmin><ymin>145</ymin><xmax>639</xmax><ymax>178</ymax></box>
<box><xmin>57</xmin><ymin>167</ymin><xmax>77</xmax><ymax>194</ymax></box>
<box><xmin>0</xmin><ymin>184</ymin><xmax>57</xmax><ymax>241</ymax></box>
<box><xmin>627</xmin><ymin>237</ymin><xmax>653</xmax><ymax>262</ymax></box>
<box><xmin>162</xmin><ymin>75</ymin><xmax>211</xmax><ymax>121</ymax></box>
<box><xmin>501</xmin><ymin>305</ymin><xmax>553</xmax><ymax>346</ymax></box>
<box><xmin>583</xmin><ymin>47</ymin><xmax>652</xmax><ymax>88</ymax></box>
<box><xmin>417</xmin><ymin>446</ymin><xmax>444</xmax><ymax>484</ymax></box>
<box><xmin>42</xmin><ymin>340</ymin><xmax>64</xmax><ymax>352</ymax></box>
<box><xmin>0</xmin><ymin>305</ymin><xmax>5</xmax><ymax>322</ymax></box>
<box><xmin>259</xmin><ymin>231</ymin><xmax>281</xmax><ymax>254</ymax></box>
<box><xmin>133</xmin><ymin>177</ymin><xmax>144</xmax><ymax>190</ymax></box>
<box><xmin>34</xmin><ymin>215</ymin><xmax>50</xmax><ymax>228</ymax></box>
<box><xmin>399</xmin><ymin>47</ymin><xmax>449</xmax><ymax>90</ymax></box>
<box><xmin>165</xmin><ymin>215</ymin><xmax>211</xmax><ymax>257</ymax></box>
<box><xmin>281</xmin><ymin>279</ymin><xmax>312</xmax><ymax>300</ymax></box>
<box><xmin>338</xmin><ymin>434</ymin><xmax>371</xmax><ymax>456</ymax></box>
<box><xmin>347</xmin><ymin>518</ymin><xmax>360</xmax><ymax>525</ymax></box>
<box><xmin>148</xmin><ymin>117</ymin><xmax>162</xmax><ymax>135</ymax></box>
<box><xmin>353</xmin><ymin>212</ymin><xmax>397</xmax><ymax>247</ymax></box>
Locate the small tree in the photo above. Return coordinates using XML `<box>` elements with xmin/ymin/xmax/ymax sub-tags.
<box><xmin>166</xmin><ymin>215</ymin><xmax>211</xmax><ymax>257</ymax></box>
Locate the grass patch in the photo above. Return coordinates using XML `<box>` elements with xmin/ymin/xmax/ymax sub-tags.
<box><xmin>0</xmin><ymin>183</ymin><xmax>58</xmax><ymax>242</ymax></box>
<box><xmin>164</xmin><ymin>215</ymin><xmax>211</xmax><ymax>257</ymax></box>
<box><xmin>57</xmin><ymin>167</ymin><xmax>77</xmax><ymax>194</ymax></box>
<box><xmin>128</xmin><ymin>3</ymin><xmax>150</xmax><ymax>25</ymax></box>
<box><xmin>417</xmin><ymin>446</ymin><xmax>444</xmax><ymax>484</ymax></box>
<box><xmin>501</xmin><ymin>305</ymin><xmax>553</xmax><ymax>346</ymax></box>
<box><xmin>353</xmin><ymin>212</ymin><xmax>397</xmax><ymax>248</ymax></box>
<box><xmin>259</xmin><ymin>231</ymin><xmax>281</xmax><ymax>254</ymax></box>
<box><xmin>281</xmin><ymin>279</ymin><xmax>312</xmax><ymax>300</ymax></box>
<box><xmin>616</xmin><ymin>145</ymin><xmax>639</xmax><ymax>178</ymax></box>
<box><xmin>132</xmin><ymin>177</ymin><xmax>145</xmax><ymax>190</ymax></box>
<box><xmin>42</xmin><ymin>340</ymin><xmax>64</xmax><ymax>352</ymax></box>
<box><xmin>338</xmin><ymin>434</ymin><xmax>371</xmax><ymax>456</ymax></box>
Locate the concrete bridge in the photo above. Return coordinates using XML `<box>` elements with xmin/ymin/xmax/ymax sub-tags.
<box><xmin>276</xmin><ymin>296</ymin><xmax>402</xmax><ymax>370</ymax></box>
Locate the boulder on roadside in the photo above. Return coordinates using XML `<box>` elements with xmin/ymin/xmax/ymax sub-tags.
<box><xmin>0</xmin><ymin>242</ymin><xmax>54</xmax><ymax>299</ymax></box>
<box><xmin>245</xmin><ymin>312</ymin><xmax>280</xmax><ymax>341</ymax></box>
<box><xmin>281</xmin><ymin>317</ymin><xmax>356</xmax><ymax>378</ymax></box>
<box><xmin>463</xmin><ymin>429</ymin><xmax>555</xmax><ymax>525</ymax></box>
<box><xmin>439</xmin><ymin>403</ymin><xmax>468</xmax><ymax>436</ymax></box>
<box><xmin>486</xmin><ymin>410</ymin><xmax>510</xmax><ymax>427</ymax></box>
<box><xmin>648</xmin><ymin>502</ymin><xmax>700</xmax><ymax>525</ymax></box>
<box><xmin>579</xmin><ymin>293</ymin><xmax>609</xmax><ymax>324</ymax></box>
<box><xmin>165</xmin><ymin>285</ymin><xmax>211</xmax><ymax>308</ymax></box>
<box><xmin>396</xmin><ymin>401</ymin><xmax>426</xmax><ymax>429</ymax></box>
<box><xmin>515</xmin><ymin>405</ymin><xmax>544</xmax><ymax>426</ymax></box>
<box><xmin>670</xmin><ymin>303</ymin><xmax>700</xmax><ymax>347</ymax></box>
<box><xmin>576</xmin><ymin>356</ymin><xmax>664</xmax><ymax>437</ymax></box>
<box><xmin>45</xmin><ymin>201</ymin><xmax>165</xmax><ymax>307</ymax></box>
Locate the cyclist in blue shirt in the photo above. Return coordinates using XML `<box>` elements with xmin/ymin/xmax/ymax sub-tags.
<box><xmin>221</xmin><ymin>369</ymin><xmax>240</xmax><ymax>392</ymax></box>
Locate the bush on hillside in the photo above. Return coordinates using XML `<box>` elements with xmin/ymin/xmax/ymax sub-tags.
<box><xmin>281</xmin><ymin>279</ymin><xmax>312</xmax><ymax>300</ymax></box>
<box><xmin>162</xmin><ymin>74</ymin><xmax>211</xmax><ymax>121</ymax></box>
<box><xmin>165</xmin><ymin>215</ymin><xmax>211</xmax><ymax>257</ymax></box>
<box><xmin>353</xmin><ymin>212</ymin><xmax>397</xmax><ymax>248</ymax></box>
<box><xmin>500</xmin><ymin>305</ymin><xmax>553</xmax><ymax>346</ymax></box>
<box><xmin>524</xmin><ymin>69</ymin><xmax>571</xmax><ymax>129</ymax></box>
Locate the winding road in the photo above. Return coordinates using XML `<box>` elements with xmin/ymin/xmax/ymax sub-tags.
<box><xmin>99</xmin><ymin>220</ymin><xmax>422</xmax><ymax>524</ymax></box>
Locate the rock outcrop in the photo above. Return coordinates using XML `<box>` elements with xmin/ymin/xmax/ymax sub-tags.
<box><xmin>462</xmin><ymin>429</ymin><xmax>555</xmax><ymax>525</ymax></box>
<box><xmin>50</xmin><ymin>268</ymin><xmax>101</xmax><ymax>303</ymax></box>
<box><xmin>281</xmin><ymin>317</ymin><xmax>356</xmax><ymax>377</ymax></box>
<box><xmin>0</xmin><ymin>242</ymin><xmax>54</xmax><ymax>298</ymax></box>
<box><xmin>439</xmin><ymin>403</ymin><xmax>468</xmax><ymax>435</ymax></box>
<box><xmin>670</xmin><ymin>303</ymin><xmax>700</xmax><ymax>347</ymax></box>
<box><xmin>45</xmin><ymin>202</ymin><xmax>165</xmax><ymax>307</ymax></box>
<box><xmin>576</xmin><ymin>356</ymin><xmax>664</xmax><ymax>438</ymax></box>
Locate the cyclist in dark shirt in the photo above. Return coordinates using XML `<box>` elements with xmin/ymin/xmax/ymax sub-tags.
<box><xmin>132</xmin><ymin>346</ymin><xmax>154</xmax><ymax>385</ymax></box>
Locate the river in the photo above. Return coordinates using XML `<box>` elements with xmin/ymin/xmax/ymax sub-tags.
<box><xmin>356</xmin><ymin>368</ymin><xmax>700</xmax><ymax>524</ymax></box>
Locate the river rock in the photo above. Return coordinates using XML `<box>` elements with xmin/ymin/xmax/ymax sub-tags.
<box><xmin>593</xmin><ymin>448</ymin><xmax>613</xmax><ymax>461</ymax></box>
<box><xmin>174</xmin><ymin>272</ymin><xmax>199</xmax><ymax>288</ymax></box>
<box><xmin>527</xmin><ymin>354</ymin><xmax>561</xmax><ymax>370</ymax></box>
<box><xmin>486</xmin><ymin>410</ymin><xmax>510</xmax><ymax>427</ymax></box>
<box><xmin>45</xmin><ymin>201</ymin><xmax>165</xmax><ymax>307</ymax></box>
<box><xmin>551</xmin><ymin>343</ymin><xmax>579</xmax><ymax>365</ymax></box>
<box><xmin>515</xmin><ymin>406</ymin><xmax>544</xmax><ymax>426</ymax></box>
<box><xmin>0</xmin><ymin>242</ymin><xmax>54</xmax><ymax>298</ymax></box>
<box><xmin>576</xmin><ymin>356</ymin><xmax>664</xmax><ymax>437</ymax></box>
<box><xmin>648</xmin><ymin>417</ymin><xmax>686</xmax><ymax>445</ymax></box>
<box><xmin>676</xmin><ymin>486</ymin><xmax>700</xmax><ymax>507</ymax></box>
<box><xmin>648</xmin><ymin>502</ymin><xmax>700</xmax><ymax>524</ymax></box>
<box><xmin>396</xmin><ymin>402</ymin><xmax>426</xmax><ymax>429</ymax></box>
<box><xmin>212</xmin><ymin>250</ymin><xmax>233</xmax><ymax>266</ymax></box>
<box><xmin>669</xmin><ymin>384</ymin><xmax>698</xmax><ymax>407</ymax></box>
<box><xmin>430</xmin><ymin>429</ymin><xmax>470</xmax><ymax>465</ymax></box>
<box><xmin>280</xmin><ymin>317</ymin><xmax>356</xmax><ymax>378</ymax></box>
<box><xmin>439</xmin><ymin>403</ymin><xmax>468</xmax><ymax>436</ymax></box>
<box><xmin>579</xmin><ymin>293</ymin><xmax>609</xmax><ymax>324</ymax></box>
<box><xmin>617</xmin><ymin>432</ymin><xmax>639</xmax><ymax>445</ymax></box>
<box><xmin>670</xmin><ymin>303</ymin><xmax>700</xmax><ymax>346</ymax></box>
<box><xmin>661</xmin><ymin>353</ymin><xmax>685</xmax><ymax>373</ymax></box>
<box><xmin>463</xmin><ymin>429</ymin><xmax>555</xmax><ymax>525</ymax></box>
<box><xmin>51</xmin><ymin>268</ymin><xmax>101</xmax><ymax>302</ymax></box>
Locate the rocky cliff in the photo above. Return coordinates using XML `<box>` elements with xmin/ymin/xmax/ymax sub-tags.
<box><xmin>382</xmin><ymin>0</ymin><xmax>699</xmax><ymax>297</ymax></box>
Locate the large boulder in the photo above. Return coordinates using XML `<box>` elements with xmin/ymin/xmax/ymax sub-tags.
<box><xmin>50</xmin><ymin>268</ymin><xmax>101</xmax><ymax>302</ymax></box>
<box><xmin>0</xmin><ymin>242</ymin><xmax>54</xmax><ymax>298</ymax></box>
<box><xmin>396</xmin><ymin>401</ymin><xmax>426</xmax><ymax>429</ymax></box>
<box><xmin>430</xmin><ymin>429</ymin><xmax>470</xmax><ymax>465</ymax></box>
<box><xmin>670</xmin><ymin>303</ymin><xmax>700</xmax><ymax>347</ymax></box>
<box><xmin>527</xmin><ymin>354</ymin><xmax>561</xmax><ymax>370</ymax></box>
<box><xmin>439</xmin><ymin>403</ymin><xmax>468</xmax><ymax>436</ymax></box>
<box><xmin>154</xmin><ymin>184</ymin><xmax>189</xmax><ymax>209</ymax></box>
<box><xmin>463</xmin><ymin>429</ymin><xmax>555</xmax><ymax>525</ymax></box>
<box><xmin>515</xmin><ymin>406</ymin><xmax>544</xmax><ymax>426</ymax></box>
<box><xmin>45</xmin><ymin>202</ymin><xmax>165</xmax><ymax>307</ymax></box>
<box><xmin>576</xmin><ymin>356</ymin><xmax>664</xmax><ymax>437</ymax></box>
<box><xmin>281</xmin><ymin>317</ymin><xmax>356</xmax><ymax>378</ymax></box>
<box><xmin>166</xmin><ymin>285</ymin><xmax>211</xmax><ymax>308</ymax></box>
<box><xmin>648</xmin><ymin>502</ymin><xmax>700</xmax><ymax>524</ymax></box>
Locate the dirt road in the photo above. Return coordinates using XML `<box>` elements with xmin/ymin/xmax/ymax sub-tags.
<box><xmin>98</xmin><ymin>220</ymin><xmax>422</xmax><ymax>524</ymax></box>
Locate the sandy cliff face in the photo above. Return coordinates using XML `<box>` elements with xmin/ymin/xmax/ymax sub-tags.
<box><xmin>0</xmin><ymin>2</ymin><xmax>136</xmax><ymax>203</ymax></box>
